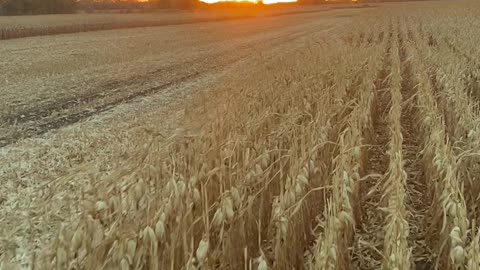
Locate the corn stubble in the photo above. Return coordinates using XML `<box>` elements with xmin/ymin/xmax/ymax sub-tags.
<box><xmin>380</xmin><ymin>28</ymin><xmax>411</xmax><ymax>270</ymax></box>
<box><xmin>8</xmin><ymin>2</ymin><xmax>480</xmax><ymax>270</ymax></box>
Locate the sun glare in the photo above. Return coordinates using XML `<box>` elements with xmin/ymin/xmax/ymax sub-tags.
<box><xmin>199</xmin><ymin>0</ymin><xmax>296</xmax><ymax>4</ymax></box>
<box><xmin>199</xmin><ymin>0</ymin><xmax>258</xmax><ymax>3</ymax></box>
<box><xmin>262</xmin><ymin>0</ymin><xmax>296</xmax><ymax>4</ymax></box>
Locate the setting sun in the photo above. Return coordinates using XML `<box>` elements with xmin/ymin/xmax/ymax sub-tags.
<box><xmin>262</xmin><ymin>0</ymin><xmax>296</xmax><ymax>4</ymax></box>
<box><xmin>200</xmin><ymin>0</ymin><xmax>258</xmax><ymax>3</ymax></box>
<box><xmin>199</xmin><ymin>0</ymin><xmax>296</xmax><ymax>4</ymax></box>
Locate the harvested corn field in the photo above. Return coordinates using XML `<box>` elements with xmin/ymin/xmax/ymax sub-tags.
<box><xmin>2</xmin><ymin>1</ymin><xmax>480</xmax><ymax>270</ymax></box>
<box><xmin>0</xmin><ymin>4</ymin><xmax>358</xmax><ymax>40</ymax></box>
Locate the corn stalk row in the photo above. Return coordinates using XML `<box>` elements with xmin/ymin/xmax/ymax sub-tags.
<box><xmin>406</xmin><ymin>36</ymin><xmax>470</xmax><ymax>270</ymax></box>
<box><xmin>407</xmin><ymin>14</ymin><xmax>480</xmax><ymax>224</ymax></box>
<box><xmin>308</xmin><ymin>32</ymin><xmax>385</xmax><ymax>270</ymax></box>
<box><xmin>381</xmin><ymin>29</ymin><xmax>411</xmax><ymax>270</ymax></box>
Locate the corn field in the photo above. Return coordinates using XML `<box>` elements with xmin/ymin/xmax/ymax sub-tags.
<box><xmin>2</xmin><ymin>1</ymin><xmax>480</xmax><ymax>270</ymax></box>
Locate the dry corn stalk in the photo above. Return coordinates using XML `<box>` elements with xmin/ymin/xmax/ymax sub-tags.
<box><xmin>381</xmin><ymin>30</ymin><xmax>412</xmax><ymax>270</ymax></box>
<box><xmin>309</xmin><ymin>40</ymin><xmax>384</xmax><ymax>269</ymax></box>
<box><xmin>466</xmin><ymin>226</ymin><xmax>480</xmax><ymax>270</ymax></box>
<box><xmin>406</xmin><ymin>38</ymin><xmax>469</xmax><ymax>270</ymax></box>
<box><xmin>407</xmin><ymin>15</ymin><xmax>480</xmax><ymax>222</ymax></box>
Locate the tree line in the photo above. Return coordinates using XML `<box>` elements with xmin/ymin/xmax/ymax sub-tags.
<box><xmin>0</xmin><ymin>0</ymin><xmax>203</xmax><ymax>15</ymax></box>
<box><xmin>0</xmin><ymin>0</ymin><xmax>77</xmax><ymax>15</ymax></box>
<box><xmin>79</xmin><ymin>0</ymin><xmax>200</xmax><ymax>11</ymax></box>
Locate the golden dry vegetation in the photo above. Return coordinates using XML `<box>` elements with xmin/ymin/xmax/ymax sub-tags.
<box><xmin>0</xmin><ymin>7</ymin><xmax>364</xmax><ymax>147</ymax></box>
<box><xmin>1</xmin><ymin>1</ymin><xmax>480</xmax><ymax>269</ymax></box>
